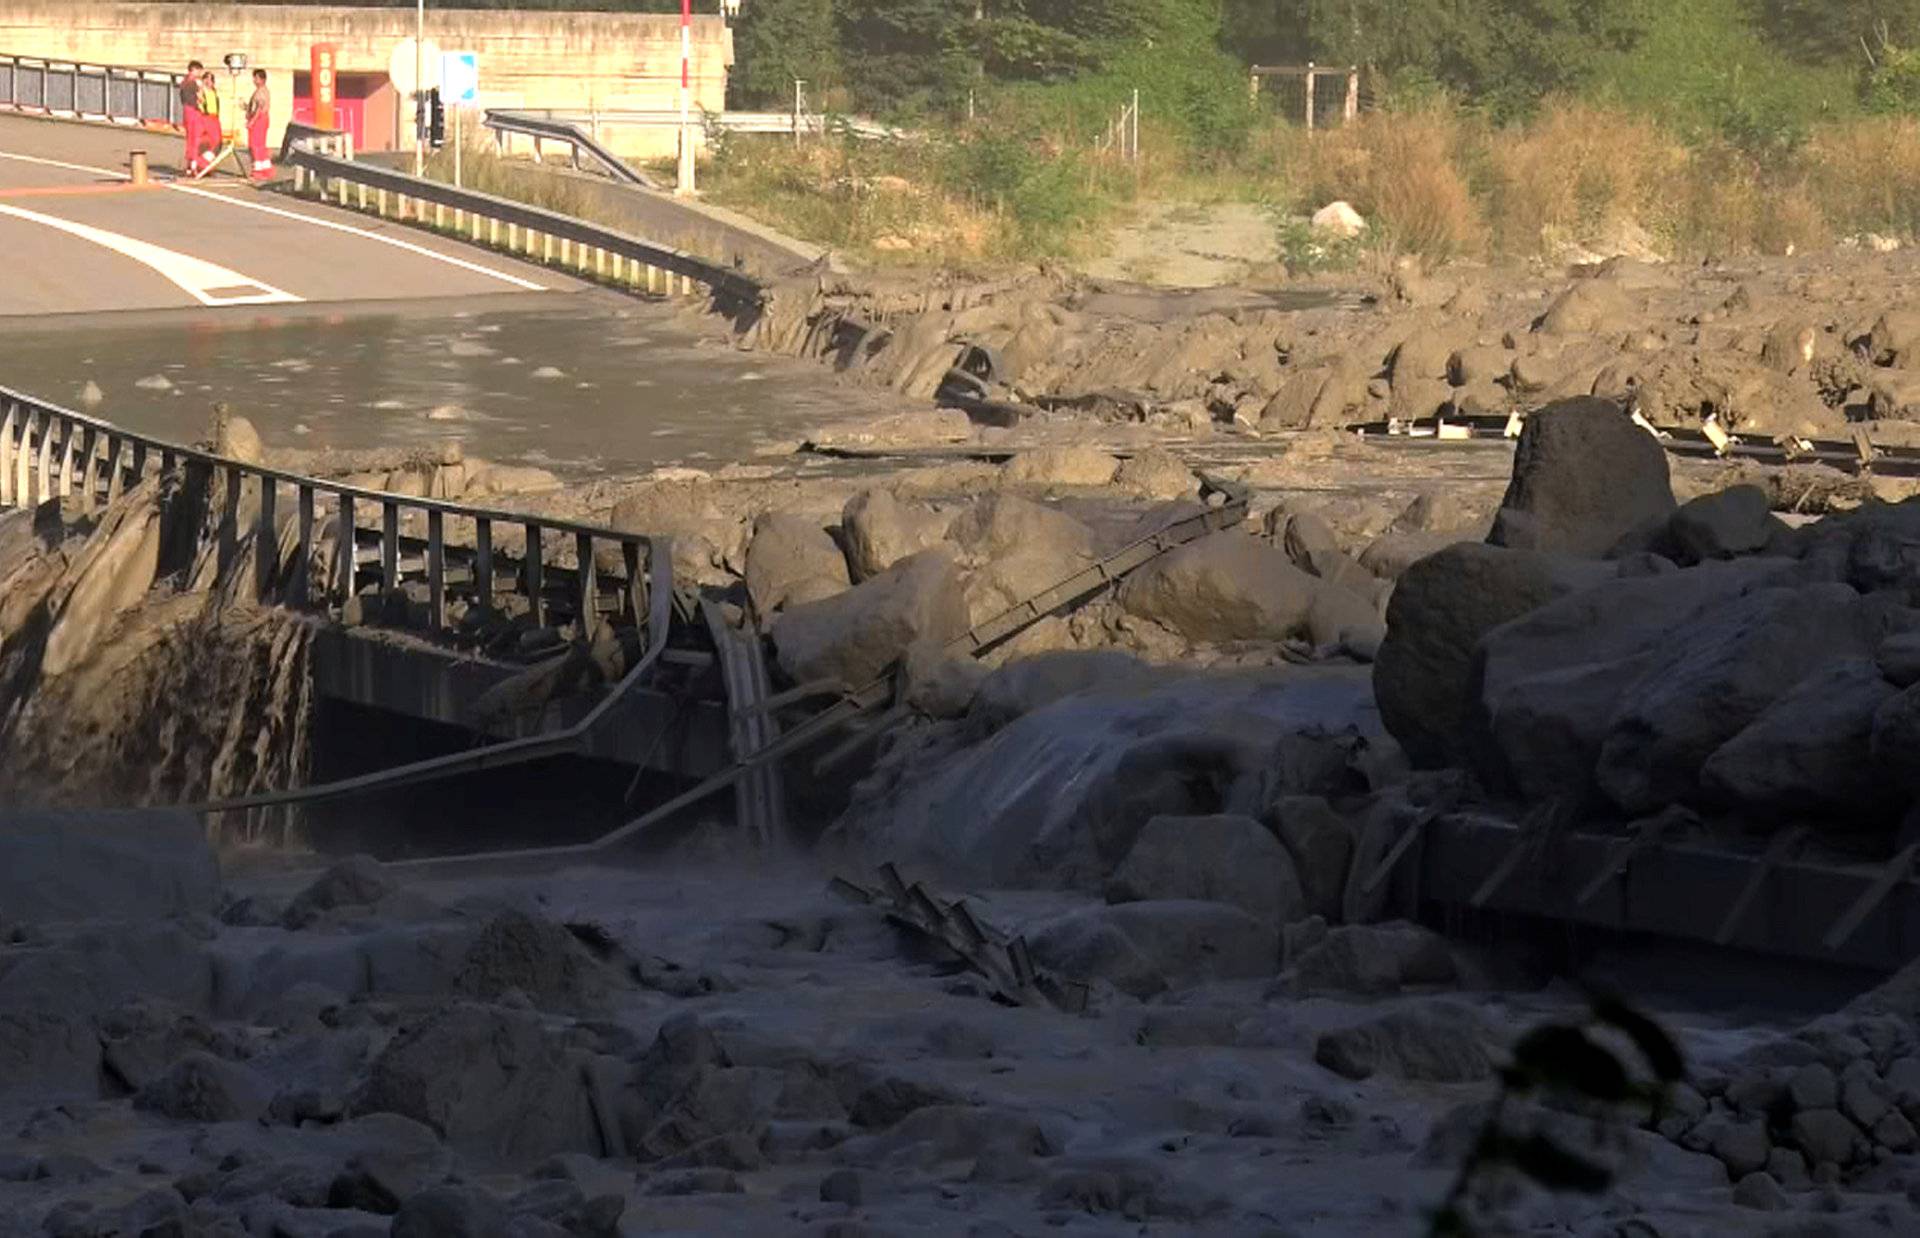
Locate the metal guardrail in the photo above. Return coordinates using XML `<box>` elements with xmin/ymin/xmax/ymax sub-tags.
<box><xmin>494</xmin><ymin>105</ymin><xmax>910</xmax><ymax>143</ymax></box>
<box><xmin>0</xmin><ymin>52</ymin><xmax>185</xmax><ymax>128</ymax></box>
<box><xmin>483</xmin><ymin>110</ymin><xmax>656</xmax><ymax>189</ymax></box>
<box><xmin>0</xmin><ymin>385</ymin><xmax>664</xmax><ymax>653</ymax></box>
<box><xmin>284</xmin><ymin>146</ymin><xmax>765</xmax><ymax>306</ymax></box>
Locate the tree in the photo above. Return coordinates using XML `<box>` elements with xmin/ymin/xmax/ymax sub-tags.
<box><xmin>1752</xmin><ymin>0</ymin><xmax>1920</xmax><ymax>65</ymax></box>
<box><xmin>731</xmin><ymin>0</ymin><xmax>843</xmax><ymax>109</ymax></box>
<box><xmin>1300</xmin><ymin>0</ymin><xmax>1656</xmax><ymax>116</ymax></box>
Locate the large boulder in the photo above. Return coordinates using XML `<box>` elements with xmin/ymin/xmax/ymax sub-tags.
<box><xmin>841</xmin><ymin>489</ymin><xmax>951</xmax><ymax>581</ymax></box>
<box><xmin>1118</xmin><ymin>531</ymin><xmax>1318</xmax><ymax>644</ymax></box>
<box><xmin>1269</xmin><ymin>796</ymin><xmax>1357</xmax><ymax>923</ymax></box>
<box><xmin>1105</xmin><ymin>815</ymin><xmax>1309</xmax><ymax>928</ymax></box>
<box><xmin>610</xmin><ymin>482</ymin><xmax>748</xmax><ymax>588</ymax></box>
<box><xmin>350</xmin><ymin>1003</ymin><xmax>606</xmax><ymax>1165</ymax></box>
<box><xmin>1373</xmin><ymin>543</ymin><xmax>1609</xmax><ymax>767</ymax></box>
<box><xmin>0</xmin><ymin>810</ymin><xmax>219</xmax><ymax>925</ymax></box>
<box><xmin>1314</xmin><ymin>1002</ymin><xmax>1495</xmax><ymax>1082</ymax></box>
<box><xmin>1701</xmin><ymin>657</ymin><xmax>1902</xmax><ymax>824</ymax></box>
<box><xmin>1112</xmin><ymin>449</ymin><xmax>1197</xmax><ymax>501</ymax></box>
<box><xmin>1665</xmin><ymin>486</ymin><xmax>1787</xmax><ymax>565</ymax></box>
<box><xmin>1473</xmin><ymin>557</ymin><xmax>1808</xmax><ymax>804</ymax></box>
<box><xmin>1000</xmin><ymin>445</ymin><xmax>1118</xmax><ymax>489</ymax></box>
<box><xmin>1260</xmin><ymin>359</ymin><xmax>1371</xmax><ymax>430</ymax></box>
<box><xmin>744</xmin><ymin>512</ymin><xmax>851</xmax><ymax>615</ymax></box>
<box><xmin>770</xmin><ymin>547</ymin><xmax>969</xmax><ymax>688</ymax></box>
<box><xmin>1028</xmin><ymin>901</ymin><xmax>1279</xmax><ymax>994</ymax></box>
<box><xmin>1536</xmin><ymin>279</ymin><xmax>1634</xmax><ymax>337</ymax></box>
<box><xmin>949</xmin><ymin>494</ymin><xmax>1098</xmax><ymax>623</ymax></box>
<box><xmin>1488</xmin><ymin>398</ymin><xmax>1676</xmax><ymax>557</ymax></box>
<box><xmin>1288</xmin><ymin>922</ymin><xmax>1456</xmax><ymax>995</ymax></box>
<box><xmin>134</xmin><ymin>1051</ymin><xmax>272</xmax><ymax>1123</ymax></box>
<box><xmin>1596</xmin><ymin>584</ymin><xmax>1897</xmax><ymax>814</ymax></box>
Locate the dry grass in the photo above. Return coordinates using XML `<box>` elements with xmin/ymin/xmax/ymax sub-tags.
<box><xmin>1279</xmin><ymin>107</ymin><xmax>1488</xmax><ymax>262</ymax></box>
<box><xmin>1803</xmin><ymin>116</ymin><xmax>1920</xmax><ymax>240</ymax></box>
<box><xmin>1483</xmin><ymin>104</ymin><xmax>1685</xmax><ymax>256</ymax></box>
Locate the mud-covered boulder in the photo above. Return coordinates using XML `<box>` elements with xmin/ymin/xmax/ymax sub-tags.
<box><xmin>1536</xmin><ymin>279</ymin><xmax>1634</xmax><ymax>337</ymax></box>
<box><xmin>0</xmin><ymin>810</ymin><xmax>219</xmax><ymax>925</ymax></box>
<box><xmin>1112</xmin><ymin>448</ymin><xmax>1197</xmax><ymax>501</ymax></box>
<box><xmin>1000</xmin><ymin>445</ymin><xmax>1117</xmax><ymax>489</ymax></box>
<box><xmin>1260</xmin><ymin>359</ymin><xmax>1371</xmax><ymax>430</ymax></box>
<box><xmin>1665</xmin><ymin>486</ymin><xmax>1786</xmax><ymax>565</ymax></box>
<box><xmin>1373</xmin><ymin>543</ymin><xmax>1609</xmax><ymax>767</ymax></box>
<box><xmin>1489</xmin><ymin>398</ymin><xmax>1675</xmax><ymax>556</ymax></box>
<box><xmin>745</xmin><ymin>512</ymin><xmax>851</xmax><ymax>615</ymax></box>
<box><xmin>610</xmin><ymin>482</ymin><xmax>748</xmax><ymax>588</ymax></box>
<box><xmin>1701</xmin><ymin>657</ymin><xmax>1902</xmax><ymax>824</ymax></box>
<box><xmin>950</xmin><ymin>494</ymin><xmax>1097</xmax><ymax>623</ymax></box>
<box><xmin>1869</xmin><ymin>309</ymin><xmax>1920</xmax><ymax>368</ymax></box>
<box><xmin>1357</xmin><ymin>530</ymin><xmax>1467</xmax><ymax>581</ymax></box>
<box><xmin>135</xmin><ymin>1051</ymin><xmax>272</xmax><ymax>1123</ymax></box>
<box><xmin>283</xmin><ymin>855</ymin><xmax>395</xmax><ymax>929</ymax></box>
<box><xmin>1315</xmin><ymin>1002</ymin><xmax>1494</xmax><ymax>1083</ymax></box>
<box><xmin>1268</xmin><ymin>797</ymin><xmax>1357</xmax><ymax>923</ymax></box>
<box><xmin>1028</xmin><ymin>901</ymin><xmax>1279</xmax><ymax>995</ymax></box>
<box><xmin>351</xmin><ymin>1003</ymin><xmax>607</xmax><ymax>1165</ymax></box>
<box><xmin>841</xmin><ymin>489</ymin><xmax>952</xmax><ymax>581</ymax></box>
<box><xmin>1106</xmin><ymin>815</ymin><xmax>1308</xmax><ymax>928</ymax></box>
<box><xmin>771</xmin><ymin>547</ymin><xmax>969</xmax><ymax>688</ymax></box>
<box><xmin>1288</xmin><ymin>922</ymin><xmax>1456</xmax><ymax>995</ymax></box>
<box><xmin>1596</xmin><ymin>584</ymin><xmax>1896</xmax><ymax>814</ymax></box>
<box><xmin>0</xmin><ymin>1012</ymin><xmax>103</xmax><ymax>1105</ymax></box>
<box><xmin>1474</xmin><ymin>557</ymin><xmax>1807</xmax><ymax>804</ymax></box>
<box><xmin>1118</xmin><ymin>531</ymin><xmax>1318</xmax><ymax>644</ymax></box>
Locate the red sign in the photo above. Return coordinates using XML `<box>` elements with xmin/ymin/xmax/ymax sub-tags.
<box><xmin>312</xmin><ymin>43</ymin><xmax>338</xmax><ymax>130</ymax></box>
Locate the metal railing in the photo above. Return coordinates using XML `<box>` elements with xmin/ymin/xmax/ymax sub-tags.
<box><xmin>483</xmin><ymin>110</ymin><xmax>656</xmax><ymax>189</ymax></box>
<box><xmin>283</xmin><ymin>145</ymin><xmax>765</xmax><ymax>306</ymax></box>
<box><xmin>493</xmin><ymin>105</ymin><xmax>910</xmax><ymax>143</ymax></box>
<box><xmin>0</xmin><ymin>385</ymin><xmax>664</xmax><ymax>652</ymax></box>
<box><xmin>0</xmin><ymin>52</ymin><xmax>186</xmax><ymax>128</ymax></box>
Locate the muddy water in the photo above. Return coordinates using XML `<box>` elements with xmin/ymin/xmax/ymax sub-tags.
<box><xmin>0</xmin><ymin>295</ymin><xmax>883</xmax><ymax>477</ymax></box>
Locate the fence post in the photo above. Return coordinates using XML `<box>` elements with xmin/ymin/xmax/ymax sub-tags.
<box><xmin>1346</xmin><ymin>67</ymin><xmax>1360</xmax><ymax>124</ymax></box>
<box><xmin>1304</xmin><ymin>61</ymin><xmax>1316</xmax><ymax>134</ymax></box>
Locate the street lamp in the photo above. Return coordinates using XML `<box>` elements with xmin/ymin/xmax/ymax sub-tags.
<box><xmin>414</xmin><ymin>0</ymin><xmax>424</xmax><ymax>176</ymax></box>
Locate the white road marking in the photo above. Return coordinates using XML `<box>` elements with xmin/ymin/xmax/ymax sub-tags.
<box><xmin>0</xmin><ymin>147</ymin><xmax>551</xmax><ymax>292</ymax></box>
<box><xmin>0</xmin><ymin>203</ymin><xmax>300</xmax><ymax>306</ymax></box>
<box><xmin>165</xmin><ymin>184</ymin><xmax>550</xmax><ymax>292</ymax></box>
<box><xmin>0</xmin><ymin>149</ymin><xmax>121</xmax><ymax>178</ymax></box>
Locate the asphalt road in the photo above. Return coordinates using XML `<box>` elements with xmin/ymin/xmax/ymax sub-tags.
<box><xmin>0</xmin><ymin>114</ymin><xmax>578</xmax><ymax>317</ymax></box>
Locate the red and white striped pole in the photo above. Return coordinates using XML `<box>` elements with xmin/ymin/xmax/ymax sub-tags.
<box><xmin>676</xmin><ymin>0</ymin><xmax>695</xmax><ymax>195</ymax></box>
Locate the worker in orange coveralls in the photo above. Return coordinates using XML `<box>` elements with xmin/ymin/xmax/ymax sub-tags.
<box><xmin>179</xmin><ymin>59</ymin><xmax>206</xmax><ymax>174</ymax></box>
<box><xmin>246</xmin><ymin>69</ymin><xmax>272</xmax><ymax>180</ymax></box>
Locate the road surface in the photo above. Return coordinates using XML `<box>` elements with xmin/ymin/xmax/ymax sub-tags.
<box><xmin>0</xmin><ymin>114</ymin><xmax>576</xmax><ymax>317</ymax></box>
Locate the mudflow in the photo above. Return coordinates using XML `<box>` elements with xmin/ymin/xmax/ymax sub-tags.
<box><xmin>16</xmin><ymin>247</ymin><xmax>1920</xmax><ymax>1234</ymax></box>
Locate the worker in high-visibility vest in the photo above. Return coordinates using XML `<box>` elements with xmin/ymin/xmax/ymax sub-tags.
<box><xmin>199</xmin><ymin>72</ymin><xmax>224</xmax><ymax>164</ymax></box>
<box><xmin>180</xmin><ymin>60</ymin><xmax>206</xmax><ymax>174</ymax></box>
<box><xmin>246</xmin><ymin>69</ymin><xmax>273</xmax><ymax>180</ymax></box>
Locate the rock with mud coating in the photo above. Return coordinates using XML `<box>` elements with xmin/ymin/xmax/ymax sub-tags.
<box><xmin>0</xmin><ymin>809</ymin><xmax>219</xmax><ymax>925</ymax></box>
<box><xmin>1372</xmin><ymin>542</ymin><xmax>1607</xmax><ymax>768</ymax></box>
<box><xmin>1105</xmin><ymin>815</ymin><xmax>1308</xmax><ymax>928</ymax></box>
<box><xmin>1118</xmin><ymin>530</ymin><xmax>1317</xmax><ymax>644</ymax></box>
<box><xmin>1269</xmin><ymin>796</ymin><xmax>1356</xmax><ymax>922</ymax></box>
<box><xmin>1311</xmin><ymin>201</ymin><xmax>1366</xmax><ymax>239</ymax></box>
<box><xmin>351</xmin><ymin>1003</ymin><xmax>608</xmax><ymax>1165</ymax></box>
<box><xmin>771</xmin><ymin>547</ymin><xmax>969</xmax><ymax>688</ymax></box>
<box><xmin>1259</xmin><ymin>358</ymin><xmax>1370</xmax><ymax>430</ymax></box>
<box><xmin>1536</xmin><ymin>279</ymin><xmax>1635</xmax><ymax>337</ymax></box>
<box><xmin>0</xmin><ymin>1012</ymin><xmax>103</xmax><ymax>1105</ymax></box>
<box><xmin>283</xmin><ymin>855</ymin><xmax>395</xmax><ymax>929</ymax></box>
<box><xmin>1665</xmin><ymin>485</ymin><xmax>1787</xmax><ymax>564</ymax></box>
<box><xmin>610</xmin><ymin>482</ymin><xmax>748</xmax><ymax>588</ymax></box>
<box><xmin>1869</xmin><ymin>309</ymin><xmax>1920</xmax><ymax>367</ymax></box>
<box><xmin>1000</xmin><ymin>444</ymin><xmax>1118</xmax><ymax>489</ymax></box>
<box><xmin>1112</xmin><ymin>448</ymin><xmax>1197</xmax><ymax>500</ymax></box>
<box><xmin>392</xmin><ymin>1186</ymin><xmax>515</xmax><ymax>1238</ymax></box>
<box><xmin>1313</xmin><ymin>1002</ymin><xmax>1494</xmax><ymax>1082</ymax></box>
<box><xmin>1473</xmin><ymin>557</ymin><xmax>1807</xmax><ymax>804</ymax></box>
<box><xmin>745</xmin><ymin>512</ymin><xmax>850</xmax><ymax>615</ymax></box>
<box><xmin>840</xmin><ymin>489</ymin><xmax>951</xmax><ymax>581</ymax></box>
<box><xmin>949</xmin><ymin>493</ymin><xmax>1098</xmax><ymax>623</ymax></box>
<box><xmin>1488</xmin><ymin>398</ymin><xmax>1675</xmax><ymax>557</ymax></box>
<box><xmin>1701</xmin><ymin>657</ymin><xmax>1901</xmax><ymax>824</ymax></box>
<box><xmin>1286</xmin><ymin>922</ymin><xmax>1456</xmax><ymax>996</ymax></box>
<box><xmin>1027</xmin><ymin>901</ymin><xmax>1278</xmax><ymax>996</ymax></box>
<box><xmin>135</xmin><ymin>1051</ymin><xmax>272</xmax><ymax>1123</ymax></box>
<box><xmin>1595</xmin><ymin>584</ymin><xmax>1892</xmax><ymax>814</ymax></box>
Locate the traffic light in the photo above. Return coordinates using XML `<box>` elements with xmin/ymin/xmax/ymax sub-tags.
<box><xmin>428</xmin><ymin>88</ymin><xmax>446</xmax><ymax>149</ymax></box>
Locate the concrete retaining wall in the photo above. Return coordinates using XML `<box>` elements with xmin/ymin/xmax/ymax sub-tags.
<box><xmin>0</xmin><ymin>3</ymin><xmax>731</xmax><ymax>155</ymax></box>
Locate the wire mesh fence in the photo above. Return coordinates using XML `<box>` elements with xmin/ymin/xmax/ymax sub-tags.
<box><xmin>1250</xmin><ymin>64</ymin><xmax>1361</xmax><ymax>131</ymax></box>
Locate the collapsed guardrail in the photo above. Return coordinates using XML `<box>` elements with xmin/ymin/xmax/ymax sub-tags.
<box><xmin>483</xmin><ymin>110</ymin><xmax>656</xmax><ymax>189</ymax></box>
